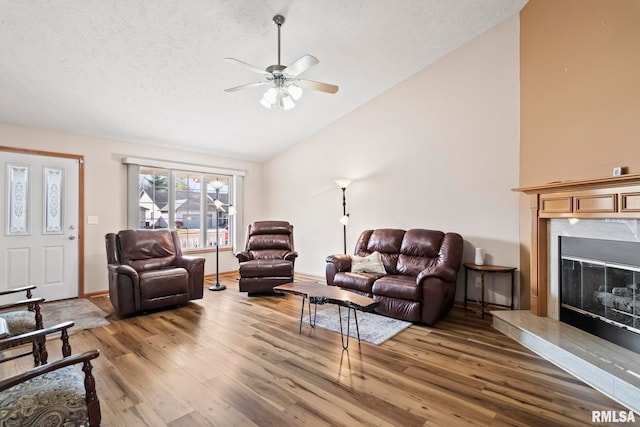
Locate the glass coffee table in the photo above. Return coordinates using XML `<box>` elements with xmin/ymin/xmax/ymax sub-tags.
<box><xmin>274</xmin><ymin>281</ymin><xmax>379</xmax><ymax>349</ymax></box>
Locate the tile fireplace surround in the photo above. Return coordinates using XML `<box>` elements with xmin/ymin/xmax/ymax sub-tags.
<box><xmin>506</xmin><ymin>174</ymin><xmax>640</xmax><ymax>413</ymax></box>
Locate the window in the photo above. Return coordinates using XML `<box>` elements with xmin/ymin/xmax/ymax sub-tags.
<box><xmin>124</xmin><ymin>158</ymin><xmax>244</xmax><ymax>252</ymax></box>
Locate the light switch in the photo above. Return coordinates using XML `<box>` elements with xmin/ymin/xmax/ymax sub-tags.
<box><xmin>87</xmin><ymin>215</ymin><xmax>99</xmax><ymax>225</ymax></box>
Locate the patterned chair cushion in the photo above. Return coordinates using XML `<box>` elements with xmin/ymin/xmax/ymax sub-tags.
<box><xmin>0</xmin><ymin>310</ymin><xmax>36</xmax><ymax>337</ymax></box>
<box><xmin>0</xmin><ymin>365</ymin><xmax>88</xmax><ymax>426</ymax></box>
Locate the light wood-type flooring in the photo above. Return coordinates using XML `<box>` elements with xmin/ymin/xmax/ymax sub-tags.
<box><xmin>1</xmin><ymin>275</ymin><xmax>635</xmax><ymax>426</ymax></box>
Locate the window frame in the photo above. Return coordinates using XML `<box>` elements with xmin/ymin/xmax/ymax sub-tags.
<box><xmin>123</xmin><ymin>157</ymin><xmax>245</xmax><ymax>253</ymax></box>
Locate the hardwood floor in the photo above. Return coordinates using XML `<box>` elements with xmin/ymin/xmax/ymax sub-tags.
<box><xmin>2</xmin><ymin>275</ymin><xmax>634</xmax><ymax>426</ymax></box>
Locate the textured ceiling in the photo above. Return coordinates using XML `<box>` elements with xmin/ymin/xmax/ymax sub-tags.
<box><xmin>0</xmin><ymin>0</ymin><xmax>527</xmax><ymax>161</ymax></box>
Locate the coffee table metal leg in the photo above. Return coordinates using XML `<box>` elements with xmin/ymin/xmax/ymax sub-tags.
<box><xmin>352</xmin><ymin>308</ymin><xmax>361</xmax><ymax>345</ymax></box>
<box><xmin>338</xmin><ymin>306</ymin><xmax>351</xmax><ymax>350</ymax></box>
<box><xmin>313</xmin><ymin>301</ymin><xmax>317</xmax><ymax>325</ymax></box>
<box><xmin>298</xmin><ymin>296</ymin><xmax>306</xmax><ymax>333</ymax></box>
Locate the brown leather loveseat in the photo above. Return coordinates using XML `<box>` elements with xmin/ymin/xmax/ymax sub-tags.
<box><xmin>105</xmin><ymin>229</ymin><xmax>205</xmax><ymax>316</ymax></box>
<box><xmin>326</xmin><ymin>228</ymin><xmax>463</xmax><ymax>325</ymax></box>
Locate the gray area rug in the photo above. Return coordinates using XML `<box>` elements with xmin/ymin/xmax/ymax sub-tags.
<box><xmin>302</xmin><ymin>305</ymin><xmax>411</xmax><ymax>345</ymax></box>
<box><xmin>42</xmin><ymin>298</ymin><xmax>110</xmax><ymax>335</ymax></box>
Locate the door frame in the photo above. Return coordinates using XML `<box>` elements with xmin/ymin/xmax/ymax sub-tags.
<box><xmin>0</xmin><ymin>145</ymin><xmax>85</xmax><ymax>297</ymax></box>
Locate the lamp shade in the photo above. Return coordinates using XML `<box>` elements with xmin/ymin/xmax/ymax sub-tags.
<box><xmin>334</xmin><ymin>178</ymin><xmax>353</xmax><ymax>189</ymax></box>
<box><xmin>211</xmin><ymin>180</ymin><xmax>225</xmax><ymax>190</ymax></box>
<box><xmin>339</xmin><ymin>214</ymin><xmax>349</xmax><ymax>225</ymax></box>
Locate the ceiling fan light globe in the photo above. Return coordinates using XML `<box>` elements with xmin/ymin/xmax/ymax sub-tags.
<box><xmin>263</xmin><ymin>87</ymin><xmax>277</xmax><ymax>104</ymax></box>
<box><xmin>288</xmin><ymin>85</ymin><xmax>303</xmax><ymax>101</ymax></box>
<box><xmin>282</xmin><ymin>94</ymin><xmax>295</xmax><ymax>110</ymax></box>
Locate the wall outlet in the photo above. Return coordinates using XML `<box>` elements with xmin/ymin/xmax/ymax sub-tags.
<box><xmin>87</xmin><ymin>215</ymin><xmax>99</xmax><ymax>225</ymax></box>
<box><xmin>475</xmin><ymin>276</ymin><xmax>481</xmax><ymax>287</ymax></box>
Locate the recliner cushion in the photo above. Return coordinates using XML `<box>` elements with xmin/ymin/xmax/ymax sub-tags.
<box><xmin>119</xmin><ymin>229</ymin><xmax>177</xmax><ymax>271</ymax></box>
<box><xmin>333</xmin><ymin>272</ymin><xmax>384</xmax><ymax>295</ymax></box>
<box><xmin>397</xmin><ymin>229</ymin><xmax>444</xmax><ymax>276</ymax></box>
<box><xmin>239</xmin><ymin>259</ymin><xmax>293</xmax><ymax>278</ymax></box>
<box><xmin>247</xmin><ymin>234</ymin><xmax>291</xmax><ymax>252</ymax></box>
<box><xmin>250</xmin><ymin>221</ymin><xmax>291</xmax><ymax>235</ymax></box>
<box><xmin>372</xmin><ymin>275</ymin><xmax>422</xmax><ymax>301</ymax></box>
<box><xmin>139</xmin><ymin>268</ymin><xmax>188</xmax><ymax>300</ymax></box>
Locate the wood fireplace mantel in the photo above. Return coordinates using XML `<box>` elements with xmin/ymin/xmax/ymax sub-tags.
<box><xmin>513</xmin><ymin>173</ymin><xmax>640</xmax><ymax>316</ymax></box>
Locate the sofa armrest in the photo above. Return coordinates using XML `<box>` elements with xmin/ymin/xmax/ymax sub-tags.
<box><xmin>284</xmin><ymin>251</ymin><xmax>298</xmax><ymax>261</ymax></box>
<box><xmin>325</xmin><ymin>254</ymin><xmax>352</xmax><ymax>286</ymax></box>
<box><xmin>326</xmin><ymin>254</ymin><xmax>352</xmax><ymax>272</ymax></box>
<box><xmin>416</xmin><ymin>264</ymin><xmax>457</xmax><ymax>285</ymax></box>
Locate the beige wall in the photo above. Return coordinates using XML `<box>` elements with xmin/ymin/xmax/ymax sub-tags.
<box><xmin>519</xmin><ymin>0</ymin><xmax>640</xmax><ymax>307</ymax></box>
<box><xmin>520</xmin><ymin>0</ymin><xmax>640</xmax><ymax>186</ymax></box>
<box><xmin>264</xmin><ymin>17</ymin><xmax>522</xmax><ymax>305</ymax></box>
<box><xmin>0</xmin><ymin>123</ymin><xmax>264</xmax><ymax>295</ymax></box>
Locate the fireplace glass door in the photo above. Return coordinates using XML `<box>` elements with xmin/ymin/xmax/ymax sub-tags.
<box><xmin>559</xmin><ymin>236</ymin><xmax>640</xmax><ymax>353</ymax></box>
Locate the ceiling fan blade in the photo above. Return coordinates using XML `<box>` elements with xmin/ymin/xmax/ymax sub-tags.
<box><xmin>298</xmin><ymin>79</ymin><xmax>339</xmax><ymax>94</ymax></box>
<box><xmin>283</xmin><ymin>54</ymin><xmax>319</xmax><ymax>77</ymax></box>
<box><xmin>224</xmin><ymin>58</ymin><xmax>270</xmax><ymax>76</ymax></box>
<box><xmin>224</xmin><ymin>81</ymin><xmax>267</xmax><ymax>92</ymax></box>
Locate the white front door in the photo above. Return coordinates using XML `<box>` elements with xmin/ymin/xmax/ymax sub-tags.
<box><xmin>0</xmin><ymin>151</ymin><xmax>80</xmax><ymax>301</ymax></box>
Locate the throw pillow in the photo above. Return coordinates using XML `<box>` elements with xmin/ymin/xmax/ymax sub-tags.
<box><xmin>351</xmin><ymin>251</ymin><xmax>386</xmax><ymax>274</ymax></box>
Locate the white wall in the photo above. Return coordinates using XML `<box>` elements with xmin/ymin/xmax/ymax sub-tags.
<box><xmin>0</xmin><ymin>123</ymin><xmax>264</xmax><ymax>295</ymax></box>
<box><xmin>263</xmin><ymin>16</ymin><xmax>521</xmax><ymax>305</ymax></box>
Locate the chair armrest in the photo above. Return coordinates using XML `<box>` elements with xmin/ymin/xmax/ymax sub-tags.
<box><xmin>107</xmin><ymin>263</ymin><xmax>138</xmax><ymax>277</ymax></box>
<box><xmin>416</xmin><ymin>265</ymin><xmax>457</xmax><ymax>285</ymax></box>
<box><xmin>284</xmin><ymin>251</ymin><xmax>298</xmax><ymax>261</ymax></box>
<box><xmin>0</xmin><ymin>321</ymin><xmax>74</xmax><ymax>348</ymax></box>
<box><xmin>325</xmin><ymin>254</ymin><xmax>352</xmax><ymax>272</ymax></box>
<box><xmin>0</xmin><ymin>349</ymin><xmax>99</xmax><ymax>391</ymax></box>
<box><xmin>175</xmin><ymin>255</ymin><xmax>205</xmax><ymax>270</ymax></box>
<box><xmin>0</xmin><ymin>285</ymin><xmax>36</xmax><ymax>297</ymax></box>
<box><xmin>235</xmin><ymin>251</ymin><xmax>253</xmax><ymax>262</ymax></box>
<box><xmin>0</xmin><ymin>297</ymin><xmax>45</xmax><ymax>312</ymax></box>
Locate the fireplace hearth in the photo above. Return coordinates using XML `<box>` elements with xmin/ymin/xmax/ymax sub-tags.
<box><xmin>560</xmin><ymin>236</ymin><xmax>640</xmax><ymax>353</ymax></box>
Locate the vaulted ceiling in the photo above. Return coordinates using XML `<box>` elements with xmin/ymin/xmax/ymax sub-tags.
<box><xmin>0</xmin><ymin>0</ymin><xmax>527</xmax><ymax>161</ymax></box>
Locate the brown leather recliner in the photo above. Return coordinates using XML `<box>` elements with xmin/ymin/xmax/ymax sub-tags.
<box><xmin>326</xmin><ymin>228</ymin><xmax>463</xmax><ymax>325</ymax></box>
<box><xmin>105</xmin><ymin>229</ymin><xmax>204</xmax><ymax>316</ymax></box>
<box><xmin>235</xmin><ymin>221</ymin><xmax>298</xmax><ymax>294</ymax></box>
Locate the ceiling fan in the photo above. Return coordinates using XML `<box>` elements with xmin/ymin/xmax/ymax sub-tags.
<box><xmin>224</xmin><ymin>14</ymin><xmax>339</xmax><ymax>110</ymax></box>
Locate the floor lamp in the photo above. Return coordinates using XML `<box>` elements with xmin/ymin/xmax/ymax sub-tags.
<box><xmin>209</xmin><ymin>181</ymin><xmax>231</xmax><ymax>292</ymax></box>
<box><xmin>334</xmin><ymin>179</ymin><xmax>353</xmax><ymax>254</ymax></box>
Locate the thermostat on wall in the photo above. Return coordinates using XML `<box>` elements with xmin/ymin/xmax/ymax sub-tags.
<box><xmin>613</xmin><ymin>167</ymin><xmax>623</xmax><ymax>176</ymax></box>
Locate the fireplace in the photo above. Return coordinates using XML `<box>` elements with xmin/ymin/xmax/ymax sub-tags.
<box><xmin>559</xmin><ymin>236</ymin><xmax>640</xmax><ymax>353</ymax></box>
<box><xmin>511</xmin><ymin>175</ymin><xmax>640</xmax><ymax>413</ymax></box>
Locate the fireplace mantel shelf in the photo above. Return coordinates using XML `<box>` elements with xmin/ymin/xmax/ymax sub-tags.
<box><xmin>513</xmin><ymin>172</ymin><xmax>640</xmax><ymax>194</ymax></box>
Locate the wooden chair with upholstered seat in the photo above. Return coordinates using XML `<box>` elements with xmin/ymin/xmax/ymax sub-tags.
<box><xmin>0</xmin><ymin>321</ymin><xmax>102</xmax><ymax>426</ymax></box>
<box><xmin>0</xmin><ymin>285</ymin><xmax>46</xmax><ymax>365</ymax></box>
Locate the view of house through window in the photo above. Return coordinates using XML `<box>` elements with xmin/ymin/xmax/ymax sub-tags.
<box><xmin>138</xmin><ymin>167</ymin><xmax>232</xmax><ymax>250</ymax></box>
